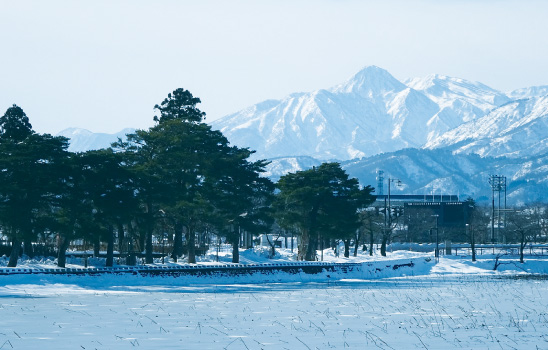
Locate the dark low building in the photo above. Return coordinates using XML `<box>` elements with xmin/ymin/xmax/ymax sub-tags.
<box><xmin>404</xmin><ymin>201</ymin><xmax>471</xmax><ymax>243</ymax></box>
<box><xmin>373</xmin><ymin>194</ymin><xmax>471</xmax><ymax>243</ymax></box>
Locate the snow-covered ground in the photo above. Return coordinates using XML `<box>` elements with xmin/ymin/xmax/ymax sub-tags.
<box><xmin>1</xmin><ymin>248</ymin><xmax>547</xmax><ymax>349</ymax></box>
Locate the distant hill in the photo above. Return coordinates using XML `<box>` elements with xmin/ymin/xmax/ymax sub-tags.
<box><xmin>56</xmin><ymin>128</ymin><xmax>135</xmax><ymax>152</ymax></box>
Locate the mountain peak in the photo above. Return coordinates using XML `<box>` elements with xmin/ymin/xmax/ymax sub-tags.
<box><xmin>330</xmin><ymin>65</ymin><xmax>406</xmax><ymax>95</ymax></box>
<box><xmin>354</xmin><ymin>65</ymin><xmax>390</xmax><ymax>76</ymax></box>
<box><xmin>57</xmin><ymin>127</ymin><xmax>93</xmax><ymax>136</ymax></box>
<box><xmin>406</xmin><ymin>73</ymin><xmax>509</xmax><ymax>111</ymax></box>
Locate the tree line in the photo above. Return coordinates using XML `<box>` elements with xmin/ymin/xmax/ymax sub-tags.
<box><xmin>0</xmin><ymin>88</ymin><xmax>375</xmax><ymax>267</ymax></box>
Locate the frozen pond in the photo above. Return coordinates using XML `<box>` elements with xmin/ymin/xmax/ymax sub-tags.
<box><xmin>1</xmin><ymin>275</ymin><xmax>547</xmax><ymax>349</ymax></box>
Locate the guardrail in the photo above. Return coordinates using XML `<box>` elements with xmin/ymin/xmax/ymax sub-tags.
<box><xmin>0</xmin><ymin>262</ymin><xmax>364</xmax><ymax>277</ymax></box>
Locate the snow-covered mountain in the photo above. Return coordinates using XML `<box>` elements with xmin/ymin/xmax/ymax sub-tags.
<box><xmin>56</xmin><ymin>128</ymin><xmax>135</xmax><ymax>152</ymax></box>
<box><xmin>424</xmin><ymin>96</ymin><xmax>548</xmax><ymax>159</ymax></box>
<box><xmin>405</xmin><ymin>74</ymin><xmax>509</xmax><ymax>141</ymax></box>
<box><xmin>212</xmin><ymin>66</ymin><xmax>509</xmax><ymax>161</ymax></box>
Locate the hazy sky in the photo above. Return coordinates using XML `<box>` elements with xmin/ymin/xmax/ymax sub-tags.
<box><xmin>1</xmin><ymin>0</ymin><xmax>548</xmax><ymax>134</ymax></box>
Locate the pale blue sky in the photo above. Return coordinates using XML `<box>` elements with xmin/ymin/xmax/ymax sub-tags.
<box><xmin>1</xmin><ymin>0</ymin><xmax>547</xmax><ymax>134</ymax></box>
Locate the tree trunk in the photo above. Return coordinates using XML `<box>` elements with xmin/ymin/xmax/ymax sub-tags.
<box><xmin>106</xmin><ymin>226</ymin><xmax>114</xmax><ymax>267</ymax></box>
<box><xmin>265</xmin><ymin>234</ymin><xmax>276</xmax><ymax>259</ymax></box>
<box><xmin>344</xmin><ymin>239</ymin><xmax>350</xmax><ymax>258</ymax></box>
<box><xmin>305</xmin><ymin>232</ymin><xmax>318</xmax><ymax>261</ymax></box>
<box><xmin>232</xmin><ymin>238</ymin><xmax>239</xmax><ymax>263</ymax></box>
<box><xmin>353</xmin><ymin>232</ymin><xmax>360</xmax><ymax>257</ymax></box>
<box><xmin>471</xmin><ymin>238</ymin><xmax>476</xmax><ymax>262</ymax></box>
<box><xmin>369</xmin><ymin>221</ymin><xmax>374</xmax><ymax>256</ymax></box>
<box><xmin>493</xmin><ymin>254</ymin><xmax>501</xmax><ymax>270</ymax></box>
<box><xmin>298</xmin><ymin>230</ymin><xmax>309</xmax><ymax>261</ymax></box>
<box><xmin>145</xmin><ymin>201</ymin><xmax>154</xmax><ymax>264</ymax></box>
<box><xmin>8</xmin><ymin>237</ymin><xmax>20</xmax><ymax>267</ymax></box>
<box><xmin>172</xmin><ymin>222</ymin><xmax>183</xmax><ymax>262</ymax></box>
<box><xmin>138</xmin><ymin>229</ymin><xmax>145</xmax><ymax>254</ymax></box>
<box><xmin>186</xmin><ymin>227</ymin><xmax>196</xmax><ymax>264</ymax></box>
<box><xmin>93</xmin><ymin>236</ymin><xmax>100</xmax><ymax>257</ymax></box>
<box><xmin>23</xmin><ymin>236</ymin><xmax>34</xmax><ymax>258</ymax></box>
<box><xmin>117</xmin><ymin>222</ymin><xmax>125</xmax><ymax>254</ymax></box>
<box><xmin>520</xmin><ymin>241</ymin><xmax>525</xmax><ymax>264</ymax></box>
<box><xmin>369</xmin><ymin>231</ymin><xmax>374</xmax><ymax>256</ymax></box>
<box><xmin>380</xmin><ymin>235</ymin><xmax>388</xmax><ymax>257</ymax></box>
<box><xmin>57</xmin><ymin>236</ymin><xmax>71</xmax><ymax>268</ymax></box>
<box><xmin>145</xmin><ymin>228</ymin><xmax>153</xmax><ymax>264</ymax></box>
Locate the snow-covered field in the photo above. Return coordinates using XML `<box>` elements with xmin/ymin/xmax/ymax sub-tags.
<box><xmin>1</xmin><ymin>248</ymin><xmax>548</xmax><ymax>349</ymax></box>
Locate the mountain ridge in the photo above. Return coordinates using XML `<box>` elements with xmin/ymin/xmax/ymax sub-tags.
<box><xmin>212</xmin><ymin>65</ymin><xmax>513</xmax><ymax>161</ymax></box>
<box><xmin>56</xmin><ymin>127</ymin><xmax>135</xmax><ymax>152</ymax></box>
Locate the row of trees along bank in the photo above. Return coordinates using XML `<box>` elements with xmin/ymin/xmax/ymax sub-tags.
<box><xmin>0</xmin><ymin>88</ymin><xmax>375</xmax><ymax>267</ymax></box>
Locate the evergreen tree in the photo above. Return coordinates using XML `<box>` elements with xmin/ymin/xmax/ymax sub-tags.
<box><xmin>116</xmin><ymin>88</ymin><xmax>274</xmax><ymax>264</ymax></box>
<box><xmin>113</xmin><ymin>129</ymin><xmax>168</xmax><ymax>264</ymax></box>
<box><xmin>208</xmin><ymin>146</ymin><xmax>274</xmax><ymax>263</ymax></box>
<box><xmin>146</xmin><ymin>120</ymin><xmax>219</xmax><ymax>264</ymax></box>
<box><xmin>0</xmin><ymin>104</ymin><xmax>33</xmax><ymax>141</ymax></box>
<box><xmin>115</xmin><ymin>88</ymin><xmax>210</xmax><ymax>263</ymax></box>
<box><xmin>153</xmin><ymin>88</ymin><xmax>206</xmax><ymax>124</ymax></box>
<box><xmin>52</xmin><ymin>152</ymin><xmax>94</xmax><ymax>268</ymax></box>
<box><xmin>274</xmin><ymin>163</ymin><xmax>375</xmax><ymax>261</ymax></box>
<box><xmin>78</xmin><ymin>149</ymin><xmax>138</xmax><ymax>266</ymax></box>
<box><xmin>0</xmin><ymin>129</ymin><xmax>69</xmax><ymax>266</ymax></box>
<box><xmin>0</xmin><ymin>105</ymin><xmax>70</xmax><ymax>267</ymax></box>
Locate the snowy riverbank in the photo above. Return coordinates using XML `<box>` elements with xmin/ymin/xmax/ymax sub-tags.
<box><xmin>1</xmin><ymin>248</ymin><xmax>548</xmax><ymax>349</ymax></box>
<box><xmin>1</xmin><ymin>247</ymin><xmax>548</xmax><ymax>284</ymax></box>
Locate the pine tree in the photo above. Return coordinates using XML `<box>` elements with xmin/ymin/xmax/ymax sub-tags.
<box><xmin>78</xmin><ymin>149</ymin><xmax>138</xmax><ymax>266</ymax></box>
<box><xmin>0</xmin><ymin>106</ymin><xmax>69</xmax><ymax>267</ymax></box>
<box><xmin>0</xmin><ymin>104</ymin><xmax>33</xmax><ymax>141</ymax></box>
<box><xmin>115</xmin><ymin>88</ymin><xmax>210</xmax><ymax>263</ymax></box>
<box><xmin>153</xmin><ymin>88</ymin><xmax>206</xmax><ymax>124</ymax></box>
<box><xmin>207</xmin><ymin>146</ymin><xmax>274</xmax><ymax>263</ymax></box>
<box><xmin>274</xmin><ymin>163</ymin><xmax>375</xmax><ymax>261</ymax></box>
<box><xmin>116</xmin><ymin>88</ymin><xmax>275</xmax><ymax>264</ymax></box>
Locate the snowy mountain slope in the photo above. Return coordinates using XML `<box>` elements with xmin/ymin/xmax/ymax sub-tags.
<box><xmin>56</xmin><ymin>128</ymin><xmax>135</xmax><ymax>152</ymax></box>
<box><xmin>508</xmin><ymin>85</ymin><xmax>548</xmax><ymax>99</ymax></box>
<box><xmin>263</xmin><ymin>156</ymin><xmax>322</xmax><ymax>181</ymax></box>
<box><xmin>212</xmin><ymin>66</ymin><xmax>509</xmax><ymax>161</ymax></box>
<box><xmin>424</xmin><ymin>96</ymin><xmax>548</xmax><ymax>158</ymax></box>
<box><xmin>405</xmin><ymin>74</ymin><xmax>509</xmax><ymax>141</ymax></box>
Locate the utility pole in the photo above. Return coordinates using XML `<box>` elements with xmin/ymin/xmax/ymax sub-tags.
<box><xmin>383</xmin><ymin>176</ymin><xmax>401</xmax><ymax>255</ymax></box>
<box><xmin>432</xmin><ymin>214</ymin><xmax>439</xmax><ymax>262</ymax></box>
